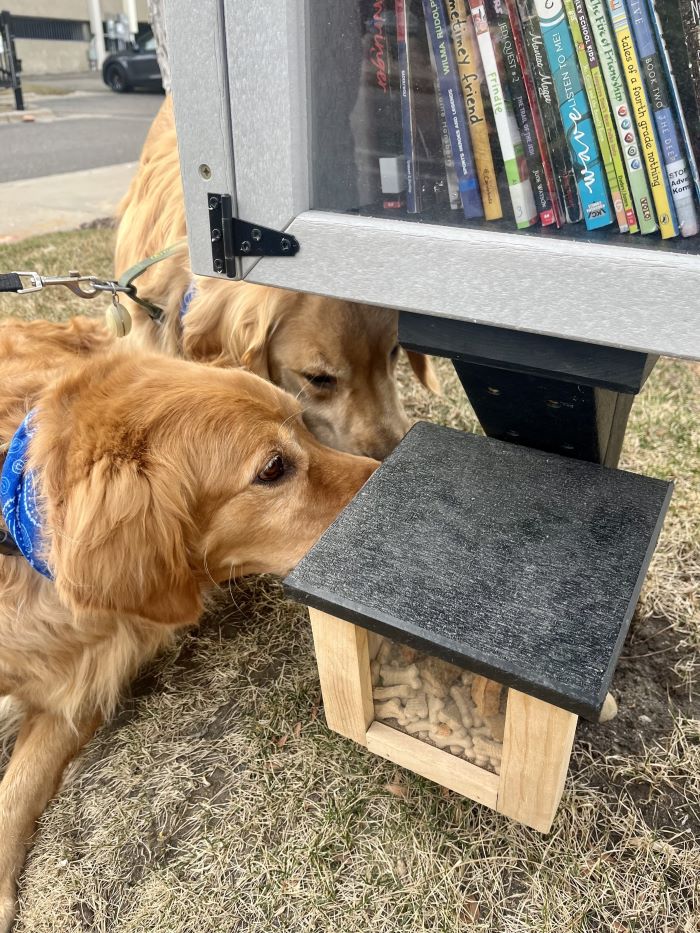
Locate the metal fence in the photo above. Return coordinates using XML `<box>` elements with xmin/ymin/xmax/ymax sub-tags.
<box><xmin>0</xmin><ymin>11</ymin><xmax>23</xmax><ymax>111</ymax></box>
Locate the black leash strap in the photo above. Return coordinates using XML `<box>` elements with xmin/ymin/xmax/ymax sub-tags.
<box><xmin>0</xmin><ymin>273</ymin><xmax>23</xmax><ymax>293</ymax></box>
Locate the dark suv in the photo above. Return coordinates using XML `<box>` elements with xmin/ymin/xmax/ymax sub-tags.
<box><xmin>102</xmin><ymin>33</ymin><xmax>163</xmax><ymax>93</ymax></box>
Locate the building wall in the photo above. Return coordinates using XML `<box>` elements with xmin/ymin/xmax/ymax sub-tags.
<box><xmin>14</xmin><ymin>1</ymin><xmax>150</xmax><ymax>75</ymax></box>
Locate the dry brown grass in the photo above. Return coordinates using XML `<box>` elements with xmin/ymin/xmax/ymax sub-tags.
<box><xmin>1</xmin><ymin>229</ymin><xmax>698</xmax><ymax>932</ymax></box>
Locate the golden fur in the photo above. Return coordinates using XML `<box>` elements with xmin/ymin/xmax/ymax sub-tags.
<box><xmin>115</xmin><ymin>96</ymin><xmax>440</xmax><ymax>459</ymax></box>
<box><xmin>0</xmin><ymin>316</ymin><xmax>375</xmax><ymax>931</ymax></box>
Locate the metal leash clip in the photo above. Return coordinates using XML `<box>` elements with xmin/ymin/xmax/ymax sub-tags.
<box><xmin>13</xmin><ymin>270</ymin><xmax>133</xmax><ymax>300</ymax></box>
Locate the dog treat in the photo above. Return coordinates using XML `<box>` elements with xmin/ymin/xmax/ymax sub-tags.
<box><xmin>380</xmin><ymin>663</ymin><xmax>422</xmax><ymax>690</ymax></box>
<box><xmin>373</xmin><ymin>683</ymin><xmax>414</xmax><ymax>701</ymax></box>
<box><xmin>371</xmin><ymin>637</ymin><xmax>504</xmax><ymax>773</ymax></box>
<box><xmin>471</xmin><ymin>674</ymin><xmax>504</xmax><ymax>718</ymax></box>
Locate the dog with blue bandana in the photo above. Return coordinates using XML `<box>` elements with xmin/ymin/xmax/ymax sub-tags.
<box><xmin>0</xmin><ymin>315</ymin><xmax>376</xmax><ymax>932</ymax></box>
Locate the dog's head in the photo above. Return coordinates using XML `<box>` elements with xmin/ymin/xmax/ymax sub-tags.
<box><xmin>182</xmin><ymin>284</ymin><xmax>440</xmax><ymax>460</ymax></box>
<box><xmin>33</xmin><ymin>354</ymin><xmax>375</xmax><ymax>628</ymax></box>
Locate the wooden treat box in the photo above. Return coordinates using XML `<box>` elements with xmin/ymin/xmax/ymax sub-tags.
<box><xmin>286</xmin><ymin>424</ymin><xmax>672</xmax><ymax>833</ymax></box>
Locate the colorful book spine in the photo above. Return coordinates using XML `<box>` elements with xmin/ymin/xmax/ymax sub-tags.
<box><xmin>422</xmin><ymin>0</ymin><xmax>484</xmax><ymax>218</ymax></box>
<box><xmin>647</xmin><ymin>0</ymin><xmax>700</xmax><ymax>204</ymax></box>
<box><xmin>490</xmin><ymin>0</ymin><xmax>558</xmax><ymax>224</ymax></box>
<box><xmin>516</xmin><ymin>0</ymin><xmax>582</xmax><ymax>221</ymax></box>
<box><xmin>428</xmin><ymin>35</ymin><xmax>462</xmax><ymax>208</ymax></box>
<box><xmin>571</xmin><ymin>0</ymin><xmax>639</xmax><ymax>229</ymax></box>
<box><xmin>563</xmin><ymin>0</ymin><xmax>629</xmax><ymax>229</ymax></box>
<box><xmin>397</xmin><ymin>0</ymin><xmax>420</xmax><ymax>212</ymax></box>
<box><xmin>469</xmin><ymin>0</ymin><xmax>538</xmax><ymax>226</ymax></box>
<box><xmin>446</xmin><ymin>0</ymin><xmax>503</xmax><ymax>218</ymax></box>
<box><xmin>505</xmin><ymin>0</ymin><xmax>565</xmax><ymax>225</ymax></box>
<box><xmin>584</xmin><ymin>0</ymin><xmax>657</xmax><ymax>231</ymax></box>
<box><xmin>534</xmin><ymin>0</ymin><xmax>614</xmax><ymax>229</ymax></box>
<box><xmin>628</xmin><ymin>0</ymin><xmax>699</xmax><ymax>235</ymax></box>
<box><xmin>606</xmin><ymin>0</ymin><xmax>678</xmax><ymax>237</ymax></box>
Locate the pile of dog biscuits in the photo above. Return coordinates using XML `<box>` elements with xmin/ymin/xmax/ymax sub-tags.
<box><xmin>370</xmin><ymin>638</ymin><xmax>506</xmax><ymax>774</ymax></box>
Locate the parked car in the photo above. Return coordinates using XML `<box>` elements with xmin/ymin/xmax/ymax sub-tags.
<box><xmin>102</xmin><ymin>33</ymin><xmax>163</xmax><ymax>93</ymax></box>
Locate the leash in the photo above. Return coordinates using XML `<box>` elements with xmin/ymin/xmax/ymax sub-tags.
<box><xmin>1</xmin><ymin>240</ymin><xmax>188</xmax><ymax>338</ymax></box>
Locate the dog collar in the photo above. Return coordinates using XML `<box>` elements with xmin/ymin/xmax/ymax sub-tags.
<box><xmin>179</xmin><ymin>281</ymin><xmax>197</xmax><ymax>322</ymax></box>
<box><xmin>0</xmin><ymin>411</ymin><xmax>52</xmax><ymax>579</ymax></box>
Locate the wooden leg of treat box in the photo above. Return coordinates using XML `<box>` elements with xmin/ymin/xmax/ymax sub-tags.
<box><xmin>496</xmin><ymin>690</ymin><xmax>578</xmax><ymax>833</ymax></box>
<box><xmin>309</xmin><ymin>608</ymin><xmax>578</xmax><ymax>833</ymax></box>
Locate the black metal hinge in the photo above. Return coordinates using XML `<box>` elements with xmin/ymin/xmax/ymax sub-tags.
<box><xmin>207</xmin><ymin>193</ymin><xmax>300</xmax><ymax>277</ymax></box>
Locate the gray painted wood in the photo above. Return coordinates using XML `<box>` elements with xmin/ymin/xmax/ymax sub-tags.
<box><xmin>247</xmin><ymin>212</ymin><xmax>700</xmax><ymax>360</ymax></box>
<box><xmin>166</xmin><ymin>0</ymin><xmax>239</xmax><ymax>279</ymax></box>
<box><xmin>285</xmin><ymin>424</ymin><xmax>672</xmax><ymax>720</ymax></box>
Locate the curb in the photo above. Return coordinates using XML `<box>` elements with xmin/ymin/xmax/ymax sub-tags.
<box><xmin>0</xmin><ymin>109</ymin><xmax>53</xmax><ymax>124</ymax></box>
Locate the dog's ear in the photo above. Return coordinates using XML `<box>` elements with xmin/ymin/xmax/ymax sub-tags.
<box><xmin>405</xmin><ymin>350</ymin><xmax>442</xmax><ymax>395</ymax></box>
<box><xmin>52</xmin><ymin>458</ymin><xmax>202</xmax><ymax>627</ymax></box>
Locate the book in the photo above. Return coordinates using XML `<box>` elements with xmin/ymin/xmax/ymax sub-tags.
<box><xmin>515</xmin><ymin>0</ymin><xmax>583</xmax><ymax>221</ymax></box>
<box><xmin>505</xmin><ymin>0</ymin><xmax>566</xmax><ymax>225</ymax></box>
<box><xmin>468</xmin><ymin>0</ymin><xmax>539</xmax><ymax>226</ymax></box>
<box><xmin>565</xmin><ymin>0</ymin><xmax>637</xmax><ymax>231</ymax></box>
<box><xmin>446</xmin><ymin>0</ymin><xmax>504</xmax><ymax>218</ymax></box>
<box><xmin>422</xmin><ymin>0</ymin><xmax>484</xmax><ymax>217</ymax></box>
<box><xmin>397</xmin><ymin>0</ymin><xmax>421</xmax><ymax>211</ymax></box>
<box><xmin>534</xmin><ymin>0</ymin><xmax>614</xmax><ymax>229</ymax></box>
<box><xmin>428</xmin><ymin>35</ymin><xmax>463</xmax><ymax>207</ymax></box>
<box><xmin>629</xmin><ymin>0</ymin><xmax>699</xmax><ymax>235</ymax></box>
<box><xmin>360</xmin><ymin>0</ymin><xmax>406</xmax><ymax>211</ymax></box>
<box><xmin>606</xmin><ymin>0</ymin><xmax>678</xmax><ymax>237</ymax></box>
<box><xmin>647</xmin><ymin>0</ymin><xmax>700</xmax><ymax>204</ymax></box>
<box><xmin>490</xmin><ymin>0</ymin><xmax>559</xmax><ymax>224</ymax></box>
<box><xmin>584</xmin><ymin>0</ymin><xmax>657</xmax><ymax>232</ymax></box>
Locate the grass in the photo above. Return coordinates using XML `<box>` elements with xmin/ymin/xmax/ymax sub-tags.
<box><xmin>1</xmin><ymin>228</ymin><xmax>698</xmax><ymax>932</ymax></box>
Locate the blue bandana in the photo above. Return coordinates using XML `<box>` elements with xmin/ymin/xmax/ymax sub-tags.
<box><xmin>179</xmin><ymin>281</ymin><xmax>196</xmax><ymax>322</ymax></box>
<box><xmin>0</xmin><ymin>411</ymin><xmax>52</xmax><ymax>579</ymax></box>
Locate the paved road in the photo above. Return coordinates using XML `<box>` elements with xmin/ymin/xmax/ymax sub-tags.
<box><xmin>0</xmin><ymin>89</ymin><xmax>161</xmax><ymax>183</ymax></box>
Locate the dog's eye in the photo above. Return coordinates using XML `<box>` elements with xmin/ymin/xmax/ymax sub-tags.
<box><xmin>390</xmin><ymin>344</ymin><xmax>400</xmax><ymax>357</ymax></box>
<box><xmin>302</xmin><ymin>372</ymin><xmax>337</xmax><ymax>389</ymax></box>
<box><xmin>256</xmin><ymin>455</ymin><xmax>286</xmax><ymax>483</ymax></box>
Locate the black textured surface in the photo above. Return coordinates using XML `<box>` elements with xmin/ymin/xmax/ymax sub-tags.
<box><xmin>399</xmin><ymin>311</ymin><xmax>656</xmax><ymax>393</ymax></box>
<box><xmin>285</xmin><ymin>423</ymin><xmax>672</xmax><ymax>719</ymax></box>
<box><xmin>0</xmin><ymin>273</ymin><xmax>22</xmax><ymax>293</ymax></box>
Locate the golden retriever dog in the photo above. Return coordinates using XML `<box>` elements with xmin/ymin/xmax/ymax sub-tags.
<box><xmin>115</xmin><ymin>96</ymin><xmax>440</xmax><ymax>460</ymax></box>
<box><xmin>0</xmin><ymin>316</ymin><xmax>375</xmax><ymax>931</ymax></box>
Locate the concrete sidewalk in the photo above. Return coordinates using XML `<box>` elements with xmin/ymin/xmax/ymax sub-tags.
<box><xmin>0</xmin><ymin>162</ymin><xmax>136</xmax><ymax>243</ymax></box>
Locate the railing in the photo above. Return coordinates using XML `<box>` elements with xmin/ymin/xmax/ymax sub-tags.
<box><xmin>0</xmin><ymin>11</ymin><xmax>24</xmax><ymax>111</ymax></box>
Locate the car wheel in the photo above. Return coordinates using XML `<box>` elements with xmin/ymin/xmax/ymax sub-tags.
<box><xmin>106</xmin><ymin>65</ymin><xmax>130</xmax><ymax>93</ymax></box>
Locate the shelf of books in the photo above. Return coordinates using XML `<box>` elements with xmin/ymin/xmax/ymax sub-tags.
<box><xmin>309</xmin><ymin>0</ymin><xmax>700</xmax><ymax>252</ymax></box>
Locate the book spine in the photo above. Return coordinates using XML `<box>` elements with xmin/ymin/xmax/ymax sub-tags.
<box><xmin>505</xmin><ymin>0</ymin><xmax>565</xmax><ymax>225</ymax></box>
<box><xmin>563</xmin><ymin>0</ymin><xmax>629</xmax><ymax>230</ymax></box>
<box><xmin>428</xmin><ymin>35</ymin><xmax>463</xmax><ymax>208</ymax></box>
<box><xmin>629</xmin><ymin>0</ymin><xmax>699</xmax><ymax>235</ymax></box>
<box><xmin>534</xmin><ymin>0</ymin><xmax>614</xmax><ymax>229</ymax></box>
<box><xmin>446</xmin><ymin>0</ymin><xmax>504</xmax><ymax>218</ymax></box>
<box><xmin>397</xmin><ymin>0</ymin><xmax>420</xmax><ymax>212</ymax></box>
<box><xmin>573</xmin><ymin>0</ymin><xmax>638</xmax><ymax>230</ymax></box>
<box><xmin>516</xmin><ymin>0</ymin><xmax>582</xmax><ymax>221</ymax></box>
<box><xmin>469</xmin><ymin>0</ymin><xmax>539</xmax><ymax>226</ymax></box>
<box><xmin>606</xmin><ymin>0</ymin><xmax>678</xmax><ymax>236</ymax></box>
<box><xmin>422</xmin><ymin>0</ymin><xmax>485</xmax><ymax>217</ymax></box>
<box><xmin>648</xmin><ymin>0</ymin><xmax>700</xmax><ymax>205</ymax></box>
<box><xmin>584</xmin><ymin>0</ymin><xmax>657</xmax><ymax>231</ymax></box>
<box><xmin>490</xmin><ymin>0</ymin><xmax>558</xmax><ymax>224</ymax></box>
<box><xmin>678</xmin><ymin>0</ymin><xmax>700</xmax><ymax>124</ymax></box>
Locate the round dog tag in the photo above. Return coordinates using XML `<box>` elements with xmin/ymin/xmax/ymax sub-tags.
<box><xmin>105</xmin><ymin>300</ymin><xmax>132</xmax><ymax>338</ymax></box>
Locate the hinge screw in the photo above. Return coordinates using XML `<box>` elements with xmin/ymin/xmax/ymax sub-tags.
<box><xmin>208</xmin><ymin>196</ymin><xmax>219</xmax><ymax>210</ymax></box>
<box><xmin>213</xmin><ymin>259</ymin><xmax>224</xmax><ymax>273</ymax></box>
<box><xmin>211</xmin><ymin>228</ymin><xmax>221</xmax><ymax>242</ymax></box>
<box><xmin>280</xmin><ymin>237</ymin><xmax>291</xmax><ymax>252</ymax></box>
<box><xmin>240</xmin><ymin>241</ymin><xmax>251</xmax><ymax>254</ymax></box>
<box><xmin>251</xmin><ymin>228</ymin><xmax>262</xmax><ymax>241</ymax></box>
